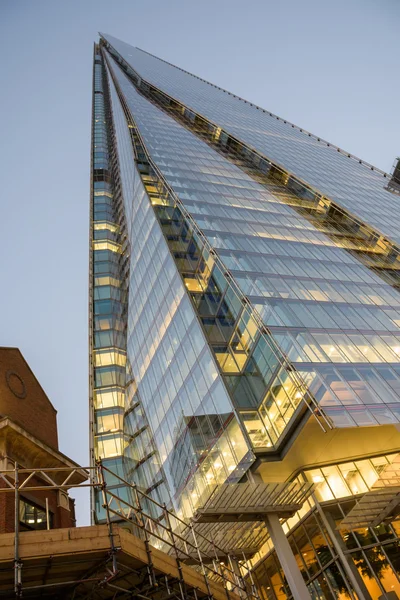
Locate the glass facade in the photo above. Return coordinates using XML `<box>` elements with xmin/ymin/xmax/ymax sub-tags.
<box><xmin>111</xmin><ymin>60</ymin><xmax>253</xmax><ymax>517</ymax></box>
<box><xmin>89</xmin><ymin>34</ymin><xmax>400</xmax><ymax>599</ymax></box>
<box><xmin>100</xmin><ymin>33</ymin><xmax>400</xmax><ymax>246</ymax></box>
<box><xmin>98</xmin><ymin>44</ymin><xmax>400</xmax><ymax>446</ymax></box>
<box><xmin>90</xmin><ymin>47</ymin><xmax>131</xmax><ymax>518</ymax></box>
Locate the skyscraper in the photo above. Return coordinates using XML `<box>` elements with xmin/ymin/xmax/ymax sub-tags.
<box><xmin>90</xmin><ymin>34</ymin><xmax>400</xmax><ymax>599</ymax></box>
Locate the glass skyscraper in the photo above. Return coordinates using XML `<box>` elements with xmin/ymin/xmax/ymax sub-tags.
<box><xmin>90</xmin><ymin>34</ymin><xmax>400</xmax><ymax>599</ymax></box>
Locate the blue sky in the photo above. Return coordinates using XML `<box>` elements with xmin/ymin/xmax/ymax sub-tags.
<box><xmin>0</xmin><ymin>0</ymin><xmax>398</xmax><ymax>525</ymax></box>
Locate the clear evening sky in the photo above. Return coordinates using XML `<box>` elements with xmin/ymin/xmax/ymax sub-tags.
<box><xmin>0</xmin><ymin>0</ymin><xmax>399</xmax><ymax>525</ymax></box>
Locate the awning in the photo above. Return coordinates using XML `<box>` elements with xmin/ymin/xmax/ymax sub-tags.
<box><xmin>173</xmin><ymin>481</ymin><xmax>315</xmax><ymax>560</ymax></box>
<box><xmin>339</xmin><ymin>454</ymin><xmax>400</xmax><ymax>530</ymax></box>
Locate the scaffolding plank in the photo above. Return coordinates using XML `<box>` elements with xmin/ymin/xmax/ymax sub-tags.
<box><xmin>0</xmin><ymin>525</ymin><xmax>244</xmax><ymax>600</ymax></box>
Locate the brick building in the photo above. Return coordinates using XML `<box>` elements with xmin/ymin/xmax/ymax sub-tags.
<box><xmin>0</xmin><ymin>347</ymin><xmax>86</xmax><ymax>533</ymax></box>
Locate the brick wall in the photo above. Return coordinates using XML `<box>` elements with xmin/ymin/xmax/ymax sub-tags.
<box><xmin>0</xmin><ymin>348</ymin><xmax>58</xmax><ymax>449</ymax></box>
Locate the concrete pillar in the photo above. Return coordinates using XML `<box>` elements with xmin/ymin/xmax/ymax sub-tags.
<box><xmin>264</xmin><ymin>513</ymin><xmax>311</xmax><ymax>600</ymax></box>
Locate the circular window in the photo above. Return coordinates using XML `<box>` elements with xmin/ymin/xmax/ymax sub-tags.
<box><xmin>6</xmin><ymin>371</ymin><xmax>27</xmax><ymax>399</ymax></box>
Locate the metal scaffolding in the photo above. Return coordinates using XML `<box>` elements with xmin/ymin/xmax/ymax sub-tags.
<box><xmin>0</xmin><ymin>462</ymin><xmax>261</xmax><ymax>599</ymax></box>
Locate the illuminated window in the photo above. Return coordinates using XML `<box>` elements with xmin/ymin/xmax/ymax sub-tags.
<box><xmin>94</xmin><ymin>276</ymin><xmax>121</xmax><ymax>287</ymax></box>
<box><xmin>93</xmin><ymin>240</ymin><xmax>121</xmax><ymax>253</ymax></box>
<box><xmin>214</xmin><ymin>347</ymin><xmax>241</xmax><ymax>373</ymax></box>
<box><xmin>322</xmin><ymin>465</ymin><xmax>350</xmax><ymax>498</ymax></box>
<box><xmin>94</xmin><ymin>350</ymin><xmax>126</xmax><ymax>367</ymax></box>
<box><xmin>183</xmin><ymin>276</ymin><xmax>203</xmax><ymax>292</ymax></box>
<box><xmin>93</xmin><ymin>222</ymin><xmax>118</xmax><ymax>232</ymax></box>
<box><xmin>96</xmin><ymin>410</ymin><xmax>123</xmax><ymax>433</ymax></box>
<box><xmin>20</xmin><ymin>499</ymin><xmax>52</xmax><ymax>531</ymax></box>
<box><xmin>94</xmin><ymin>388</ymin><xmax>125</xmax><ymax>409</ymax></box>
<box><xmin>338</xmin><ymin>462</ymin><xmax>369</xmax><ymax>495</ymax></box>
<box><xmin>95</xmin><ymin>433</ymin><xmax>124</xmax><ymax>459</ymax></box>
<box><xmin>241</xmin><ymin>411</ymin><xmax>273</xmax><ymax>447</ymax></box>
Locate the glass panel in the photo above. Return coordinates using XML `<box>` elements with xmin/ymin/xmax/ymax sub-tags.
<box><xmin>321</xmin><ymin>466</ymin><xmax>351</xmax><ymax>499</ymax></box>
<box><xmin>351</xmin><ymin>551</ymin><xmax>383</xmax><ymax>599</ymax></box>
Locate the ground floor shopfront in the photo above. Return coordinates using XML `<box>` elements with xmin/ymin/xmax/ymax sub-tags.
<box><xmin>251</xmin><ymin>453</ymin><xmax>400</xmax><ymax>600</ymax></box>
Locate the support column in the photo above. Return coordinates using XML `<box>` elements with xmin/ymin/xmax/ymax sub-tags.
<box><xmin>321</xmin><ymin>509</ymin><xmax>372</xmax><ymax>600</ymax></box>
<box><xmin>264</xmin><ymin>513</ymin><xmax>311</xmax><ymax>600</ymax></box>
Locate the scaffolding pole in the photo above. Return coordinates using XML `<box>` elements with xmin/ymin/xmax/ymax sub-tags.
<box><xmin>13</xmin><ymin>462</ymin><xmax>22</xmax><ymax>598</ymax></box>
